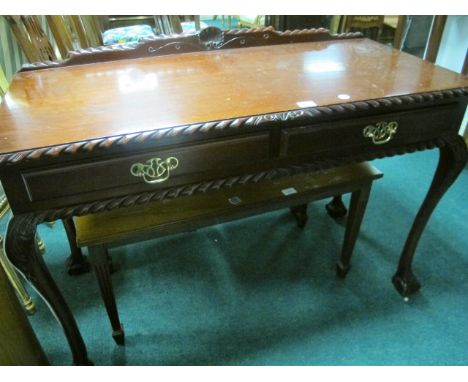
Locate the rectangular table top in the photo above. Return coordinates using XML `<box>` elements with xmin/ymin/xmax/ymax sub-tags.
<box><xmin>0</xmin><ymin>38</ymin><xmax>467</xmax><ymax>155</ymax></box>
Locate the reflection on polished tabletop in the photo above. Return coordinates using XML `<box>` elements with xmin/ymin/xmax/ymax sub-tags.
<box><xmin>1</xmin><ymin>38</ymin><xmax>467</xmax><ymax>154</ymax></box>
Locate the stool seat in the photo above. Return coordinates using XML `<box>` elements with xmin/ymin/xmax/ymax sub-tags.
<box><xmin>76</xmin><ymin>162</ymin><xmax>382</xmax><ymax>247</ymax></box>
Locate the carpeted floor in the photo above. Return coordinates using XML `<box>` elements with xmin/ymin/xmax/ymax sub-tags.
<box><xmin>8</xmin><ymin>149</ymin><xmax>468</xmax><ymax>365</ymax></box>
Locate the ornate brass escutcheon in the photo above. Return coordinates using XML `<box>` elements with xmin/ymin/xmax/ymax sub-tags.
<box><xmin>363</xmin><ymin>121</ymin><xmax>398</xmax><ymax>145</ymax></box>
<box><xmin>130</xmin><ymin>157</ymin><xmax>179</xmax><ymax>184</ymax></box>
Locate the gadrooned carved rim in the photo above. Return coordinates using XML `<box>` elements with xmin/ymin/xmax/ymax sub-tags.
<box><xmin>0</xmin><ymin>88</ymin><xmax>466</xmax><ymax>166</ymax></box>
<box><xmin>31</xmin><ymin>134</ymin><xmax>464</xmax><ymax>223</ymax></box>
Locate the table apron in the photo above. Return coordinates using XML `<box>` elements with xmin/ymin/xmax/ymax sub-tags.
<box><xmin>1</xmin><ymin>101</ymin><xmax>465</xmax><ymax>219</ymax></box>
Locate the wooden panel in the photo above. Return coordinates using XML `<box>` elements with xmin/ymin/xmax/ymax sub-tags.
<box><xmin>0</xmin><ymin>15</ymin><xmax>56</xmax><ymax>81</ymax></box>
<box><xmin>280</xmin><ymin>104</ymin><xmax>458</xmax><ymax>157</ymax></box>
<box><xmin>425</xmin><ymin>16</ymin><xmax>447</xmax><ymax>63</ymax></box>
<box><xmin>46</xmin><ymin>15</ymin><xmax>74</xmax><ymax>58</ymax></box>
<box><xmin>0</xmin><ymin>16</ymin><xmax>26</xmax><ymax>81</ymax></box>
<box><xmin>0</xmin><ymin>38</ymin><xmax>467</xmax><ymax>156</ymax></box>
<box><xmin>392</xmin><ymin>16</ymin><xmax>407</xmax><ymax>50</ymax></box>
<box><xmin>4</xmin><ymin>16</ymin><xmax>56</xmax><ymax>63</ymax></box>
<box><xmin>22</xmin><ymin>133</ymin><xmax>270</xmax><ymax>202</ymax></box>
<box><xmin>0</xmin><ymin>65</ymin><xmax>8</xmax><ymax>96</ymax></box>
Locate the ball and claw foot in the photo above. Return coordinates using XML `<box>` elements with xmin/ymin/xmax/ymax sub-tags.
<box><xmin>112</xmin><ymin>325</ymin><xmax>125</xmax><ymax>346</ymax></box>
<box><xmin>290</xmin><ymin>205</ymin><xmax>308</xmax><ymax>229</ymax></box>
<box><xmin>392</xmin><ymin>271</ymin><xmax>421</xmax><ymax>298</ymax></box>
<box><xmin>67</xmin><ymin>254</ymin><xmax>114</xmax><ymax>276</ymax></box>
<box><xmin>66</xmin><ymin>255</ymin><xmax>91</xmax><ymax>276</ymax></box>
<box><xmin>326</xmin><ymin>197</ymin><xmax>348</xmax><ymax>219</ymax></box>
<box><xmin>336</xmin><ymin>261</ymin><xmax>351</xmax><ymax>279</ymax></box>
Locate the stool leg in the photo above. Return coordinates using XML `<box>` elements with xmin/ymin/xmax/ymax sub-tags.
<box><xmin>89</xmin><ymin>245</ymin><xmax>125</xmax><ymax>345</ymax></box>
<box><xmin>290</xmin><ymin>204</ymin><xmax>308</xmax><ymax>228</ymax></box>
<box><xmin>337</xmin><ymin>184</ymin><xmax>371</xmax><ymax>278</ymax></box>
<box><xmin>326</xmin><ymin>195</ymin><xmax>348</xmax><ymax>219</ymax></box>
<box><xmin>63</xmin><ymin>218</ymin><xmax>91</xmax><ymax>276</ymax></box>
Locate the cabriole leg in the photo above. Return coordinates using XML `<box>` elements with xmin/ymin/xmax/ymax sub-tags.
<box><xmin>5</xmin><ymin>214</ymin><xmax>92</xmax><ymax>365</ymax></box>
<box><xmin>290</xmin><ymin>204</ymin><xmax>308</xmax><ymax>228</ymax></box>
<box><xmin>393</xmin><ymin>135</ymin><xmax>468</xmax><ymax>297</ymax></box>
<box><xmin>326</xmin><ymin>195</ymin><xmax>348</xmax><ymax>219</ymax></box>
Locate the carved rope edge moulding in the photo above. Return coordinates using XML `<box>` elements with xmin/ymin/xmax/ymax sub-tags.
<box><xmin>32</xmin><ymin>135</ymin><xmax>460</xmax><ymax>223</ymax></box>
<box><xmin>0</xmin><ymin>88</ymin><xmax>466</xmax><ymax>166</ymax></box>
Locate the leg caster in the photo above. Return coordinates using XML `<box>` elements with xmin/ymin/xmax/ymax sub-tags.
<box><xmin>290</xmin><ymin>204</ymin><xmax>308</xmax><ymax>228</ymax></box>
<box><xmin>392</xmin><ymin>270</ymin><xmax>421</xmax><ymax>297</ymax></box>
<box><xmin>326</xmin><ymin>196</ymin><xmax>348</xmax><ymax>219</ymax></box>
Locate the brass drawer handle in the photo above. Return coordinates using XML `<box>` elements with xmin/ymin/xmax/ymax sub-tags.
<box><xmin>130</xmin><ymin>157</ymin><xmax>179</xmax><ymax>184</ymax></box>
<box><xmin>363</xmin><ymin>121</ymin><xmax>398</xmax><ymax>145</ymax></box>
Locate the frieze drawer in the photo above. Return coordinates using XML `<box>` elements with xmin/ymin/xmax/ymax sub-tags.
<box><xmin>22</xmin><ymin>133</ymin><xmax>271</xmax><ymax>203</ymax></box>
<box><xmin>280</xmin><ymin>105</ymin><xmax>458</xmax><ymax>158</ymax></box>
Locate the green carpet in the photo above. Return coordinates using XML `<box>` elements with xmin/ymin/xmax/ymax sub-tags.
<box><xmin>10</xmin><ymin>149</ymin><xmax>468</xmax><ymax>365</ymax></box>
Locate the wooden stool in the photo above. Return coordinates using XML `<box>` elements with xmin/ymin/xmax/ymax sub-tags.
<box><xmin>75</xmin><ymin>162</ymin><xmax>382</xmax><ymax>345</ymax></box>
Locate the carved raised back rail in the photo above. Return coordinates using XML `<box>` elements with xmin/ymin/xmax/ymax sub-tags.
<box><xmin>20</xmin><ymin>26</ymin><xmax>362</xmax><ymax>70</ymax></box>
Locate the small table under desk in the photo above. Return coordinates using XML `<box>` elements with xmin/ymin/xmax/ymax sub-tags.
<box><xmin>0</xmin><ymin>27</ymin><xmax>467</xmax><ymax>365</ymax></box>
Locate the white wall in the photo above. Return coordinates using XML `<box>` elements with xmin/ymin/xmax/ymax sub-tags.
<box><xmin>436</xmin><ymin>16</ymin><xmax>468</xmax><ymax>72</ymax></box>
<box><xmin>435</xmin><ymin>16</ymin><xmax>468</xmax><ymax>136</ymax></box>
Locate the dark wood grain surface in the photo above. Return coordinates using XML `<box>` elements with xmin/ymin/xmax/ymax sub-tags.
<box><xmin>1</xmin><ymin>38</ymin><xmax>467</xmax><ymax>155</ymax></box>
